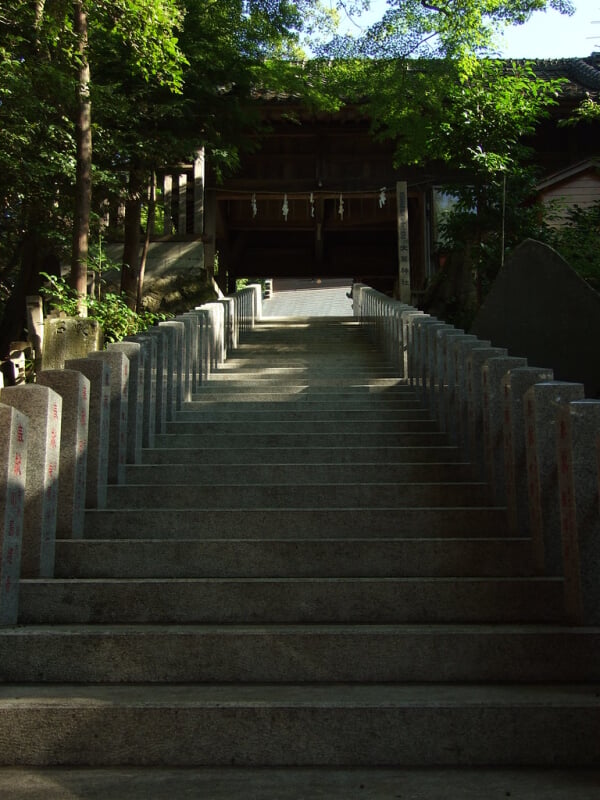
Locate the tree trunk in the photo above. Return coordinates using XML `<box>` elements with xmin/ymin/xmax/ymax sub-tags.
<box><xmin>121</xmin><ymin>166</ymin><xmax>146</xmax><ymax>309</ymax></box>
<box><xmin>136</xmin><ymin>172</ymin><xmax>156</xmax><ymax>312</ymax></box>
<box><xmin>71</xmin><ymin>0</ymin><xmax>91</xmax><ymax>315</ymax></box>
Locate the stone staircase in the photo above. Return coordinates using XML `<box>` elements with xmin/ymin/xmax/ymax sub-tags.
<box><xmin>1</xmin><ymin>317</ymin><xmax>599</xmax><ymax>798</ymax></box>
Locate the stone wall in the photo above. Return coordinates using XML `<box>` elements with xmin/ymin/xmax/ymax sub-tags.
<box><xmin>470</xmin><ymin>239</ymin><xmax>600</xmax><ymax>398</ymax></box>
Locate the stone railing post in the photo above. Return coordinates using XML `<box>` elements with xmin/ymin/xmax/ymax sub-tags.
<box><xmin>482</xmin><ymin>357</ymin><xmax>528</xmax><ymax>503</ymax></box>
<box><xmin>424</xmin><ymin>321</ymin><xmax>454</xmax><ymax>412</ymax></box>
<box><xmin>65</xmin><ymin>358</ymin><xmax>110</xmax><ymax>509</ymax></box>
<box><xmin>159</xmin><ymin>320</ymin><xmax>186</xmax><ymax>412</ymax></box>
<box><xmin>107</xmin><ymin>341</ymin><xmax>144</xmax><ymax>465</ymax></box>
<box><xmin>0</xmin><ymin>402</ymin><xmax>28</xmax><ymax>624</ymax></box>
<box><xmin>401</xmin><ymin>310</ymin><xmax>426</xmax><ymax>388</ymax></box>
<box><xmin>524</xmin><ymin>381</ymin><xmax>585</xmax><ymax>576</ymax></box>
<box><xmin>248</xmin><ymin>284</ymin><xmax>263</xmax><ymax>326</ymax></box>
<box><xmin>195</xmin><ymin>308</ymin><xmax>212</xmax><ymax>380</ymax></box>
<box><xmin>181</xmin><ymin>313</ymin><xmax>202</xmax><ymax>394</ymax></box>
<box><xmin>450</xmin><ymin>336</ymin><xmax>490</xmax><ymax>451</ymax></box>
<box><xmin>37</xmin><ymin>369</ymin><xmax>90</xmax><ymax>538</ymax></box>
<box><xmin>411</xmin><ymin>317</ymin><xmax>437</xmax><ymax>402</ymax></box>
<box><xmin>88</xmin><ymin>350</ymin><xmax>129</xmax><ymax>485</ymax></box>
<box><xmin>466</xmin><ymin>346</ymin><xmax>508</xmax><ymax>470</ymax></box>
<box><xmin>125</xmin><ymin>334</ymin><xmax>157</xmax><ymax>449</ymax></box>
<box><xmin>435</xmin><ymin>328</ymin><xmax>464</xmax><ymax>434</ymax></box>
<box><xmin>0</xmin><ymin>385</ymin><xmax>62</xmax><ymax>577</ymax></box>
<box><xmin>503</xmin><ymin>366</ymin><xmax>554</xmax><ymax>535</ymax></box>
<box><xmin>556</xmin><ymin>400</ymin><xmax>600</xmax><ymax>624</ymax></box>
<box><xmin>138</xmin><ymin>328</ymin><xmax>167</xmax><ymax>435</ymax></box>
<box><xmin>218</xmin><ymin>298</ymin><xmax>236</xmax><ymax>355</ymax></box>
<box><xmin>154</xmin><ymin>322</ymin><xmax>177</xmax><ymax>422</ymax></box>
<box><xmin>175</xmin><ymin>315</ymin><xmax>194</xmax><ymax>402</ymax></box>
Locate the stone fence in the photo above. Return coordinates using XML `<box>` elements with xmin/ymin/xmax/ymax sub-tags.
<box><xmin>0</xmin><ymin>284</ymin><xmax>262</xmax><ymax>625</ymax></box>
<box><xmin>353</xmin><ymin>284</ymin><xmax>600</xmax><ymax>627</ymax></box>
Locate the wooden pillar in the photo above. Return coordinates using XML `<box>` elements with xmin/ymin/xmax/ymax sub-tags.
<box><xmin>193</xmin><ymin>150</ymin><xmax>205</xmax><ymax>235</ymax></box>
<box><xmin>178</xmin><ymin>173</ymin><xmax>187</xmax><ymax>234</ymax></box>
<box><xmin>163</xmin><ymin>175</ymin><xmax>173</xmax><ymax>235</ymax></box>
<box><xmin>204</xmin><ymin>189</ymin><xmax>217</xmax><ymax>279</ymax></box>
<box><xmin>396</xmin><ymin>181</ymin><xmax>411</xmax><ymax>303</ymax></box>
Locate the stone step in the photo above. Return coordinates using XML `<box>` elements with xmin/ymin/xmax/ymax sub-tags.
<box><xmin>205</xmin><ymin>376</ymin><xmax>404</xmax><ymax>387</ymax></box>
<box><xmin>54</xmin><ymin>537</ymin><xmax>533</xmax><ymax>578</ymax></box>
<box><xmin>2</xmin><ymin>767</ymin><xmax>599</xmax><ymax>800</ymax></box>
<box><xmin>142</xmin><ymin>445</ymin><xmax>463</xmax><ymax>465</ymax></box>
<box><xmin>0</xmin><ymin>684</ymin><xmax>597</xmax><ymax>766</ymax></box>
<box><xmin>125</xmin><ymin>462</ymin><xmax>475</xmax><ymax>485</ymax></box>
<box><xmin>186</xmin><ymin>395</ymin><xmax>421</xmax><ymax>407</ymax></box>
<box><xmin>194</xmin><ymin>380</ymin><xmax>410</xmax><ymax>391</ymax></box>
<box><xmin>2</xmin><ymin>624</ymin><xmax>599</xmax><ymax>683</ymax></box>
<box><xmin>211</xmin><ymin>368</ymin><xmax>398</xmax><ymax>376</ymax></box>
<box><xmin>177</xmin><ymin>406</ymin><xmax>429</xmax><ymax>421</ymax></box>
<box><xmin>82</xmin><ymin>507</ymin><xmax>509</xmax><ymax>538</ymax></box>
<box><xmin>106</xmin><ymin>482</ymin><xmax>491</xmax><ymax>510</ymax></box>
<box><xmin>18</xmin><ymin>577</ymin><xmax>565</xmax><ymax>624</ymax></box>
<box><xmin>153</xmin><ymin>431</ymin><xmax>448</xmax><ymax>449</ymax></box>
<box><xmin>164</xmin><ymin>418</ymin><xmax>439</xmax><ymax>435</ymax></box>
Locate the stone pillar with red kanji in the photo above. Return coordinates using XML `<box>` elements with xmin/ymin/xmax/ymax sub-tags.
<box><xmin>87</xmin><ymin>350</ymin><xmax>129</xmax><ymax>485</ymax></box>
<box><xmin>0</xmin><ymin>385</ymin><xmax>62</xmax><ymax>577</ymax></box>
<box><xmin>65</xmin><ymin>357</ymin><xmax>110</xmax><ymax>509</ymax></box>
<box><xmin>502</xmin><ymin>367</ymin><xmax>553</xmax><ymax>535</ymax></box>
<box><xmin>481</xmin><ymin>357</ymin><xmax>527</xmax><ymax>505</ymax></box>
<box><xmin>0</xmin><ymin>402</ymin><xmax>28</xmax><ymax>623</ymax></box>
<box><xmin>107</xmin><ymin>341</ymin><xmax>144</xmax><ymax>465</ymax></box>
<box><xmin>523</xmin><ymin>381</ymin><xmax>585</xmax><ymax>577</ymax></box>
<box><xmin>37</xmin><ymin>369</ymin><xmax>91</xmax><ymax>538</ymax></box>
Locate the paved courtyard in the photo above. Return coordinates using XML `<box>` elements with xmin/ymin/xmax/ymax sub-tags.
<box><xmin>262</xmin><ymin>278</ymin><xmax>354</xmax><ymax>317</ymax></box>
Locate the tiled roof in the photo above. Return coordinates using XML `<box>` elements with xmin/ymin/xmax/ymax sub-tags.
<box><xmin>525</xmin><ymin>54</ymin><xmax>600</xmax><ymax>93</ymax></box>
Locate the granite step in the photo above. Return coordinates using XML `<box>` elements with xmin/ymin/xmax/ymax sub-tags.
<box><xmin>186</xmin><ymin>394</ymin><xmax>421</xmax><ymax>406</ymax></box>
<box><xmin>53</xmin><ymin>536</ymin><xmax>534</xmax><ymax>578</ymax></box>
<box><xmin>164</xmin><ymin>418</ymin><xmax>439</xmax><ymax>435</ymax></box>
<box><xmin>176</xmin><ymin>406</ymin><xmax>430</xmax><ymax>421</ymax></box>
<box><xmin>153</xmin><ymin>431</ymin><xmax>448</xmax><ymax>449</ymax></box>
<box><xmin>105</xmin><ymin>482</ymin><xmax>492</xmax><ymax>510</ymax></box>
<box><xmin>82</xmin><ymin>506</ymin><xmax>509</xmax><ymax>538</ymax></box>
<box><xmin>0</xmin><ymin>684</ymin><xmax>597</xmax><ymax>766</ymax></box>
<box><xmin>2</xmin><ymin>624</ymin><xmax>599</xmax><ymax>683</ymax></box>
<box><xmin>141</xmin><ymin>445</ymin><xmax>464</xmax><ymax>465</ymax></box>
<box><xmin>17</xmin><ymin>576</ymin><xmax>565</xmax><ymax>624</ymax></box>
<box><xmin>2</xmin><ymin>766</ymin><xmax>599</xmax><ymax>800</ymax></box>
<box><xmin>125</xmin><ymin>461</ymin><xmax>475</xmax><ymax>485</ymax></box>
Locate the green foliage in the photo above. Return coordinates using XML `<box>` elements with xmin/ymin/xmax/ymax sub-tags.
<box><xmin>436</xmin><ymin>170</ymin><xmax>548</xmax><ymax>294</ymax></box>
<box><xmin>560</xmin><ymin>95</ymin><xmax>600</xmax><ymax>127</ymax></box>
<box><xmin>40</xmin><ymin>264</ymin><xmax>171</xmax><ymax>344</ymax></box>
<box><xmin>360</xmin><ymin>57</ymin><xmax>564</xmax><ymax>175</ymax></box>
<box><xmin>318</xmin><ymin>0</ymin><xmax>574</xmax><ymax>60</ymax></box>
<box><xmin>543</xmin><ymin>202</ymin><xmax>600</xmax><ymax>293</ymax></box>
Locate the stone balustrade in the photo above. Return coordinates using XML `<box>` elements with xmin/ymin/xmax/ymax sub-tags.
<box><xmin>0</xmin><ymin>284</ymin><xmax>262</xmax><ymax>624</ymax></box>
<box><xmin>354</xmin><ymin>284</ymin><xmax>600</xmax><ymax>626</ymax></box>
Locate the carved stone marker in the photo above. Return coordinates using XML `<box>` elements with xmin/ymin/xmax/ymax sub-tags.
<box><xmin>0</xmin><ymin>384</ymin><xmax>62</xmax><ymax>577</ymax></box>
<box><xmin>524</xmin><ymin>381</ymin><xmax>585</xmax><ymax>576</ymax></box>
<box><xmin>126</xmin><ymin>334</ymin><xmax>157</xmax><ymax>449</ymax></box>
<box><xmin>37</xmin><ymin>369</ymin><xmax>90</xmax><ymax>537</ymax></box>
<box><xmin>503</xmin><ymin>367</ymin><xmax>554</xmax><ymax>535</ymax></box>
<box><xmin>66</xmin><ymin>357</ymin><xmax>110</xmax><ymax>509</ymax></box>
<box><xmin>108</xmin><ymin>341</ymin><xmax>144</xmax><ymax>464</ymax></box>
<box><xmin>482</xmin><ymin>356</ymin><xmax>527</xmax><ymax>504</ymax></box>
<box><xmin>88</xmin><ymin>350</ymin><xmax>129</xmax><ymax>484</ymax></box>
<box><xmin>0</xmin><ymin>403</ymin><xmax>28</xmax><ymax>624</ymax></box>
<box><xmin>42</xmin><ymin>315</ymin><xmax>103</xmax><ymax>370</ymax></box>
